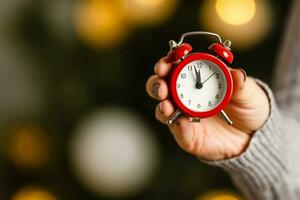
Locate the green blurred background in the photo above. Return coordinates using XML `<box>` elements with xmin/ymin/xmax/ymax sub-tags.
<box><xmin>0</xmin><ymin>0</ymin><xmax>291</xmax><ymax>199</ymax></box>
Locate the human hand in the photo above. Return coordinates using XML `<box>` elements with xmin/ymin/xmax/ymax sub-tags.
<box><xmin>146</xmin><ymin>56</ymin><xmax>270</xmax><ymax>160</ymax></box>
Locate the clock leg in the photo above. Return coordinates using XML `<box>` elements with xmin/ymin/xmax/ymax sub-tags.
<box><xmin>167</xmin><ymin>109</ymin><xmax>182</xmax><ymax>125</ymax></box>
<box><xmin>219</xmin><ymin>110</ymin><xmax>233</xmax><ymax>125</ymax></box>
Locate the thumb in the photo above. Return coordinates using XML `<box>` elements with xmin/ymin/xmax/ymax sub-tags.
<box><xmin>230</xmin><ymin>68</ymin><xmax>255</xmax><ymax>102</ymax></box>
<box><xmin>227</xmin><ymin>68</ymin><xmax>270</xmax><ymax>133</ymax></box>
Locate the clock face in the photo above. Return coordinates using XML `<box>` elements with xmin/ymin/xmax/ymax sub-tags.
<box><xmin>175</xmin><ymin>60</ymin><xmax>227</xmax><ymax>112</ymax></box>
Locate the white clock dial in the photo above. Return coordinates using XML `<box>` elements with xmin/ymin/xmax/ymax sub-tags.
<box><xmin>176</xmin><ymin>60</ymin><xmax>227</xmax><ymax>112</ymax></box>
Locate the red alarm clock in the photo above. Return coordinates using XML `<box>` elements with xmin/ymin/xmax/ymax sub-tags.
<box><xmin>167</xmin><ymin>31</ymin><xmax>233</xmax><ymax>125</ymax></box>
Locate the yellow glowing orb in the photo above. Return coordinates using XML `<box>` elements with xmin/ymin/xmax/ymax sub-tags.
<box><xmin>134</xmin><ymin>0</ymin><xmax>164</xmax><ymax>7</ymax></box>
<box><xmin>212</xmin><ymin>195</ymin><xmax>240</xmax><ymax>200</ymax></box>
<box><xmin>123</xmin><ymin>0</ymin><xmax>178</xmax><ymax>26</ymax></box>
<box><xmin>5</xmin><ymin>125</ymin><xmax>50</xmax><ymax>169</ymax></box>
<box><xmin>215</xmin><ymin>0</ymin><xmax>256</xmax><ymax>25</ymax></box>
<box><xmin>11</xmin><ymin>187</ymin><xmax>57</xmax><ymax>200</ymax></box>
<box><xmin>197</xmin><ymin>190</ymin><xmax>243</xmax><ymax>200</ymax></box>
<box><xmin>200</xmin><ymin>0</ymin><xmax>272</xmax><ymax>49</ymax></box>
<box><xmin>74</xmin><ymin>0</ymin><xmax>128</xmax><ymax>48</ymax></box>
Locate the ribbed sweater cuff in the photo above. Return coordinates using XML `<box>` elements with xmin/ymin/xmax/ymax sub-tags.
<box><xmin>202</xmin><ymin>79</ymin><xmax>287</xmax><ymax>199</ymax></box>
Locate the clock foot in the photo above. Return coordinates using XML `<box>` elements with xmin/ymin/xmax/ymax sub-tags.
<box><xmin>167</xmin><ymin>109</ymin><xmax>182</xmax><ymax>125</ymax></box>
<box><xmin>219</xmin><ymin>110</ymin><xmax>233</xmax><ymax>125</ymax></box>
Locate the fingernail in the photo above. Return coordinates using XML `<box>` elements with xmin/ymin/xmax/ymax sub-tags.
<box><xmin>152</xmin><ymin>83</ymin><xmax>160</xmax><ymax>98</ymax></box>
<box><xmin>154</xmin><ymin>62</ymin><xmax>159</xmax><ymax>74</ymax></box>
<box><xmin>238</xmin><ymin>68</ymin><xmax>247</xmax><ymax>82</ymax></box>
<box><xmin>158</xmin><ymin>102</ymin><xmax>163</xmax><ymax>113</ymax></box>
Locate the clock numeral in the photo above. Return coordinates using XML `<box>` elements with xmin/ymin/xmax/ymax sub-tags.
<box><xmin>209</xmin><ymin>65</ymin><xmax>212</xmax><ymax>71</ymax></box>
<box><xmin>177</xmin><ymin>84</ymin><xmax>180</xmax><ymax>88</ymax></box>
<box><xmin>197</xmin><ymin>103</ymin><xmax>201</xmax><ymax>108</ymax></box>
<box><xmin>197</xmin><ymin>62</ymin><xmax>202</xmax><ymax>68</ymax></box>
<box><xmin>216</xmin><ymin>73</ymin><xmax>219</xmax><ymax>79</ymax></box>
<box><xmin>180</xmin><ymin>73</ymin><xmax>186</xmax><ymax>79</ymax></box>
<box><xmin>188</xmin><ymin>65</ymin><xmax>192</xmax><ymax>71</ymax></box>
<box><xmin>218</xmin><ymin>83</ymin><xmax>221</xmax><ymax>89</ymax></box>
<box><xmin>188</xmin><ymin>100</ymin><xmax>191</xmax><ymax>105</ymax></box>
<box><xmin>180</xmin><ymin>94</ymin><xmax>184</xmax><ymax>99</ymax></box>
<box><xmin>215</xmin><ymin>94</ymin><xmax>219</xmax><ymax>99</ymax></box>
<box><xmin>208</xmin><ymin>101</ymin><xmax>212</xmax><ymax>107</ymax></box>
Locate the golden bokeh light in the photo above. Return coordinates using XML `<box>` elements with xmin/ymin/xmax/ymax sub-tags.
<box><xmin>122</xmin><ymin>0</ymin><xmax>178</xmax><ymax>26</ymax></box>
<box><xmin>216</xmin><ymin>0</ymin><xmax>256</xmax><ymax>25</ymax></box>
<box><xmin>11</xmin><ymin>187</ymin><xmax>57</xmax><ymax>200</ymax></box>
<box><xmin>200</xmin><ymin>0</ymin><xmax>272</xmax><ymax>49</ymax></box>
<box><xmin>5</xmin><ymin>125</ymin><xmax>50</xmax><ymax>169</ymax></box>
<box><xmin>74</xmin><ymin>0</ymin><xmax>128</xmax><ymax>48</ymax></box>
<box><xmin>74</xmin><ymin>0</ymin><xmax>178</xmax><ymax>47</ymax></box>
<box><xmin>197</xmin><ymin>190</ymin><xmax>243</xmax><ymax>200</ymax></box>
<box><xmin>134</xmin><ymin>0</ymin><xmax>164</xmax><ymax>7</ymax></box>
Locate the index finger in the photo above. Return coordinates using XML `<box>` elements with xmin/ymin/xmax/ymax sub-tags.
<box><xmin>154</xmin><ymin>56</ymin><xmax>173</xmax><ymax>77</ymax></box>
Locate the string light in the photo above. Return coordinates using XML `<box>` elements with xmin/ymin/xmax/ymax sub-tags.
<box><xmin>11</xmin><ymin>187</ymin><xmax>57</xmax><ymax>200</ymax></box>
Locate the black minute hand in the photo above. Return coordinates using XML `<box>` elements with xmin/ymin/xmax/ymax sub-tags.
<box><xmin>202</xmin><ymin>72</ymin><xmax>216</xmax><ymax>85</ymax></box>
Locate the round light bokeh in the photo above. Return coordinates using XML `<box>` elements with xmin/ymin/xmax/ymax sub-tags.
<box><xmin>196</xmin><ymin>190</ymin><xmax>243</xmax><ymax>200</ymax></box>
<box><xmin>122</xmin><ymin>0</ymin><xmax>178</xmax><ymax>26</ymax></box>
<box><xmin>70</xmin><ymin>107</ymin><xmax>159</xmax><ymax>197</ymax></box>
<box><xmin>200</xmin><ymin>0</ymin><xmax>272</xmax><ymax>49</ymax></box>
<box><xmin>215</xmin><ymin>0</ymin><xmax>256</xmax><ymax>25</ymax></box>
<box><xmin>74</xmin><ymin>0</ymin><xmax>129</xmax><ymax>48</ymax></box>
<box><xmin>11</xmin><ymin>187</ymin><xmax>57</xmax><ymax>200</ymax></box>
<box><xmin>5</xmin><ymin>125</ymin><xmax>50</xmax><ymax>169</ymax></box>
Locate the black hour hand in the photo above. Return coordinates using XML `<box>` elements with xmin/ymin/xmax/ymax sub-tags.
<box><xmin>194</xmin><ymin>66</ymin><xmax>203</xmax><ymax>89</ymax></box>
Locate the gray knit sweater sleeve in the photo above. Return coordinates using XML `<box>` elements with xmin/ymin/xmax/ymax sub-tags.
<box><xmin>207</xmin><ymin>80</ymin><xmax>300</xmax><ymax>199</ymax></box>
<box><xmin>205</xmin><ymin>0</ymin><xmax>300</xmax><ymax>199</ymax></box>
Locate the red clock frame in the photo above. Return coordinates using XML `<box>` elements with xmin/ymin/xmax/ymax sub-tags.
<box><xmin>169</xmin><ymin>53</ymin><xmax>233</xmax><ymax>118</ymax></box>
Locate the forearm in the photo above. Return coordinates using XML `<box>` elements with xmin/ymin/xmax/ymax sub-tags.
<box><xmin>274</xmin><ymin>0</ymin><xmax>300</xmax><ymax>117</ymax></box>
